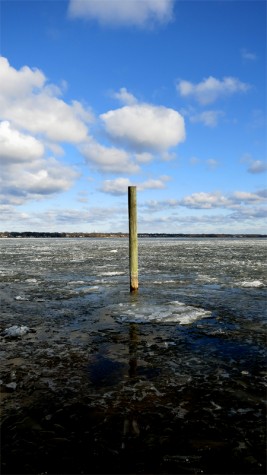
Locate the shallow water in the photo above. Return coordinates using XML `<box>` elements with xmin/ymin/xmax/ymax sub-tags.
<box><xmin>0</xmin><ymin>237</ymin><xmax>266</xmax><ymax>474</ymax></box>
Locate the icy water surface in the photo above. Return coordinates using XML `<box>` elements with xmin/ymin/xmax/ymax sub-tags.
<box><xmin>0</xmin><ymin>238</ymin><xmax>266</xmax><ymax>474</ymax></box>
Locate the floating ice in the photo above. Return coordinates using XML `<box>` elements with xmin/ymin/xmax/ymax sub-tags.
<box><xmin>76</xmin><ymin>285</ymin><xmax>100</xmax><ymax>293</ymax></box>
<box><xmin>68</xmin><ymin>280</ymin><xmax>85</xmax><ymax>285</ymax></box>
<box><xmin>152</xmin><ymin>280</ymin><xmax>176</xmax><ymax>284</ymax></box>
<box><xmin>239</xmin><ymin>280</ymin><xmax>264</xmax><ymax>288</ymax></box>
<box><xmin>113</xmin><ymin>300</ymin><xmax>211</xmax><ymax>325</ymax></box>
<box><xmin>5</xmin><ymin>382</ymin><xmax>17</xmax><ymax>390</ymax></box>
<box><xmin>100</xmin><ymin>271</ymin><xmax>125</xmax><ymax>276</ymax></box>
<box><xmin>4</xmin><ymin>325</ymin><xmax>31</xmax><ymax>337</ymax></box>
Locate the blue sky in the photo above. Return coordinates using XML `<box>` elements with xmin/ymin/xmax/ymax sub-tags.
<box><xmin>0</xmin><ymin>0</ymin><xmax>266</xmax><ymax>233</ymax></box>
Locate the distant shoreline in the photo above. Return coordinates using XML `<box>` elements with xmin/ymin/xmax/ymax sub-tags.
<box><xmin>0</xmin><ymin>232</ymin><xmax>266</xmax><ymax>239</ymax></box>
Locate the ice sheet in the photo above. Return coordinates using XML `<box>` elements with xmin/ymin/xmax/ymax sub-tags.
<box><xmin>113</xmin><ymin>300</ymin><xmax>211</xmax><ymax>325</ymax></box>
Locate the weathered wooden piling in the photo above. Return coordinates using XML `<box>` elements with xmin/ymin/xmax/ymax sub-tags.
<box><xmin>128</xmin><ymin>186</ymin><xmax>138</xmax><ymax>292</ymax></box>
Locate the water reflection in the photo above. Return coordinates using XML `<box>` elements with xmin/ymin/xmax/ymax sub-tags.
<box><xmin>121</xmin><ymin>323</ymin><xmax>141</xmax><ymax>450</ymax></box>
<box><xmin>128</xmin><ymin>323</ymin><xmax>138</xmax><ymax>378</ymax></box>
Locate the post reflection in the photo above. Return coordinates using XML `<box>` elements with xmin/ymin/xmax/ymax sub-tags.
<box><xmin>128</xmin><ymin>323</ymin><xmax>138</xmax><ymax>378</ymax></box>
<box><xmin>121</xmin><ymin>322</ymin><xmax>140</xmax><ymax>450</ymax></box>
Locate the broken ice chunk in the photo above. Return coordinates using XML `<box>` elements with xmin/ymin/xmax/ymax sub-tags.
<box><xmin>5</xmin><ymin>382</ymin><xmax>17</xmax><ymax>390</ymax></box>
<box><xmin>4</xmin><ymin>325</ymin><xmax>31</xmax><ymax>337</ymax></box>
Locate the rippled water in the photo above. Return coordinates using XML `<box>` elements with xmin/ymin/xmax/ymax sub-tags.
<box><xmin>0</xmin><ymin>237</ymin><xmax>266</xmax><ymax>474</ymax></box>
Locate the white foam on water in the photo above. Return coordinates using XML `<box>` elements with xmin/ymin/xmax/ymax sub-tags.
<box><xmin>113</xmin><ymin>300</ymin><xmax>211</xmax><ymax>325</ymax></box>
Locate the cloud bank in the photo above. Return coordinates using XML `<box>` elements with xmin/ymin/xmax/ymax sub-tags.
<box><xmin>0</xmin><ymin>57</ymin><xmax>89</xmax><ymax>205</ymax></box>
<box><xmin>143</xmin><ymin>189</ymin><xmax>267</xmax><ymax>211</ymax></box>
<box><xmin>100</xmin><ymin>176</ymin><xmax>170</xmax><ymax>195</ymax></box>
<box><xmin>1</xmin><ymin>56</ymin><xmax>264</xmax><ymax>234</ymax></box>
<box><xmin>0</xmin><ymin>57</ymin><xmax>92</xmax><ymax>143</ymax></box>
<box><xmin>0</xmin><ymin>59</ymin><xmax>186</xmax><ymax>207</ymax></box>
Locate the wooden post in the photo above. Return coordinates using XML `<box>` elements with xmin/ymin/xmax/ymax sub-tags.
<box><xmin>128</xmin><ymin>186</ymin><xmax>138</xmax><ymax>292</ymax></box>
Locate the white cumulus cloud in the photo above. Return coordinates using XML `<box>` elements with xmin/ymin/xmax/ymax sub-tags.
<box><xmin>0</xmin><ymin>157</ymin><xmax>79</xmax><ymax>205</ymax></box>
<box><xmin>101</xmin><ymin>101</ymin><xmax>185</xmax><ymax>152</ymax></box>
<box><xmin>232</xmin><ymin>190</ymin><xmax>267</xmax><ymax>204</ymax></box>
<box><xmin>0</xmin><ymin>57</ymin><xmax>95</xmax><ymax>205</ymax></box>
<box><xmin>138</xmin><ymin>176</ymin><xmax>170</xmax><ymax>191</ymax></box>
<box><xmin>100</xmin><ymin>175</ymin><xmax>170</xmax><ymax>195</ymax></box>
<box><xmin>100</xmin><ymin>177</ymin><xmax>132</xmax><ymax>195</ymax></box>
<box><xmin>179</xmin><ymin>191</ymin><xmax>231</xmax><ymax>209</ymax></box>
<box><xmin>247</xmin><ymin>160</ymin><xmax>267</xmax><ymax>174</ymax></box>
<box><xmin>241</xmin><ymin>154</ymin><xmax>267</xmax><ymax>174</ymax></box>
<box><xmin>0</xmin><ymin>56</ymin><xmax>93</xmax><ymax>143</ymax></box>
<box><xmin>177</xmin><ymin>190</ymin><xmax>267</xmax><ymax>210</ymax></box>
<box><xmin>190</xmin><ymin>110</ymin><xmax>224</xmax><ymax>127</ymax></box>
<box><xmin>68</xmin><ymin>0</ymin><xmax>174</xmax><ymax>28</ymax></box>
<box><xmin>176</xmin><ymin>76</ymin><xmax>250</xmax><ymax>105</ymax></box>
<box><xmin>135</xmin><ymin>152</ymin><xmax>154</xmax><ymax>163</ymax></box>
<box><xmin>81</xmin><ymin>140</ymin><xmax>140</xmax><ymax>174</ymax></box>
<box><xmin>0</xmin><ymin>56</ymin><xmax>45</xmax><ymax>97</ymax></box>
<box><xmin>0</xmin><ymin>121</ymin><xmax>44</xmax><ymax>162</ymax></box>
<box><xmin>112</xmin><ymin>87</ymin><xmax>137</xmax><ymax>105</ymax></box>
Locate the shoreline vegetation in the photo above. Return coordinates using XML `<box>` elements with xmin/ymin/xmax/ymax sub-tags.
<box><xmin>0</xmin><ymin>232</ymin><xmax>266</xmax><ymax>239</ymax></box>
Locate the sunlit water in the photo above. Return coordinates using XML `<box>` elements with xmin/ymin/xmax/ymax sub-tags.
<box><xmin>0</xmin><ymin>237</ymin><xmax>266</xmax><ymax>474</ymax></box>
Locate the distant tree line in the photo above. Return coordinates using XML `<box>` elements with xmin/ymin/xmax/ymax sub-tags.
<box><xmin>0</xmin><ymin>232</ymin><xmax>127</xmax><ymax>238</ymax></box>
<box><xmin>0</xmin><ymin>232</ymin><xmax>266</xmax><ymax>239</ymax></box>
